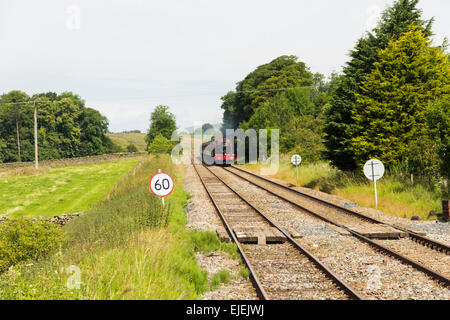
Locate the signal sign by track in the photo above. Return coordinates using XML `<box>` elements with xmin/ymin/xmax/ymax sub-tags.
<box><xmin>363</xmin><ymin>159</ymin><xmax>384</xmax><ymax>208</ymax></box>
<box><xmin>149</xmin><ymin>172</ymin><xmax>174</xmax><ymax>198</ymax></box>
<box><xmin>291</xmin><ymin>154</ymin><xmax>302</xmax><ymax>186</ymax></box>
<box><xmin>363</xmin><ymin>159</ymin><xmax>384</xmax><ymax>181</ymax></box>
<box><xmin>291</xmin><ymin>154</ymin><xmax>302</xmax><ymax>166</ymax></box>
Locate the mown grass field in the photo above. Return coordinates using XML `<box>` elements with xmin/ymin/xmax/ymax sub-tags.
<box><xmin>0</xmin><ymin>155</ymin><xmax>240</xmax><ymax>299</ymax></box>
<box><xmin>240</xmin><ymin>156</ymin><xmax>445</xmax><ymax>220</ymax></box>
<box><xmin>0</xmin><ymin>159</ymin><xmax>139</xmax><ymax>218</ymax></box>
<box><xmin>107</xmin><ymin>132</ymin><xmax>147</xmax><ymax>151</ymax></box>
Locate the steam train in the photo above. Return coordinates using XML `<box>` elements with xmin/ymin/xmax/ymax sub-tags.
<box><xmin>201</xmin><ymin>138</ymin><xmax>235</xmax><ymax>166</ymax></box>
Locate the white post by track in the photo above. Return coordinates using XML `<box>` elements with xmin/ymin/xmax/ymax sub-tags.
<box><xmin>291</xmin><ymin>155</ymin><xmax>302</xmax><ymax>187</ymax></box>
<box><xmin>363</xmin><ymin>159</ymin><xmax>385</xmax><ymax>208</ymax></box>
<box><xmin>372</xmin><ymin>165</ymin><xmax>377</xmax><ymax>207</ymax></box>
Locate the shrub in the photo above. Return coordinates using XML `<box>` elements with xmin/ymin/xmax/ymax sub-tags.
<box><xmin>0</xmin><ymin>219</ymin><xmax>66</xmax><ymax>273</ymax></box>
<box><xmin>126</xmin><ymin>143</ymin><xmax>138</xmax><ymax>153</ymax></box>
<box><xmin>148</xmin><ymin>134</ymin><xmax>175</xmax><ymax>154</ymax></box>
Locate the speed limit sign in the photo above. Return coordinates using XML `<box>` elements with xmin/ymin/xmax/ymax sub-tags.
<box><xmin>149</xmin><ymin>172</ymin><xmax>174</xmax><ymax>198</ymax></box>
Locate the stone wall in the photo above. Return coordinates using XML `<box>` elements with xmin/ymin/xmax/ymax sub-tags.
<box><xmin>0</xmin><ymin>152</ymin><xmax>147</xmax><ymax>171</ymax></box>
<box><xmin>0</xmin><ymin>212</ymin><xmax>84</xmax><ymax>227</ymax></box>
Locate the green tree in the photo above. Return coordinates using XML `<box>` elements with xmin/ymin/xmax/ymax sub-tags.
<box><xmin>422</xmin><ymin>95</ymin><xmax>450</xmax><ymax>179</ymax></box>
<box><xmin>145</xmin><ymin>105</ymin><xmax>177</xmax><ymax>148</ymax></box>
<box><xmin>0</xmin><ymin>91</ymin><xmax>113</xmax><ymax>162</ymax></box>
<box><xmin>79</xmin><ymin>108</ymin><xmax>109</xmax><ymax>156</ymax></box>
<box><xmin>148</xmin><ymin>134</ymin><xmax>175</xmax><ymax>154</ymax></box>
<box><xmin>243</xmin><ymin>95</ymin><xmax>295</xmax><ymax>133</ymax></box>
<box><xmin>323</xmin><ymin>0</ymin><xmax>434</xmax><ymax>171</ymax></box>
<box><xmin>350</xmin><ymin>27</ymin><xmax>449</xmax><ymax>172</ymax></box>
<box><xmin>127</xmin><ymin>143</ymin><xmax>138</xmax><ymax>153</ymax></box>
<box><xmin>284</xmin><ymin>115</ymin><xmax>325</xmax><ymax>163</ymax></box>
<box><xmin>0</xmin><ymin>136</ymin><xmax>6</xmax><ymax>163</ymax></box>
<box><xmin>36</xmin><ymin>97</ymin><xmax>82</xmax><ymax>159</ymax></box>
<box><xmin>58</xmin><ymin>92</ymin><xmax>85</xmax><ymax>110</ymax></box>
<box><xmin>221</xmin><ymin>55</ymin><xmax>313</xmax><ymax>129</ymax></box>
<box><xmin>103</xmin><ymin>137</ymin><xmax>123</xmax><ymax>153</ymax></box>
<box><xmin>0</xmin><ymin>91</ymin><xmax>31</xmax><ymax>162</ymax></box>
<box><xmin>202</xmin><ymin>123</ymin><xmax>214</xmax><ymax>134</ymax></box>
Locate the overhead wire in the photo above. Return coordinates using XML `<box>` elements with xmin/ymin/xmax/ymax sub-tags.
<box><xmin>0</xmin><ymin>85</ymin><xmax>312</xmax><ymax>106</ymax></box>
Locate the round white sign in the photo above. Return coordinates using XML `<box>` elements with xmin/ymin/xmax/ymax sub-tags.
<box><xmin>149</xmin><ymin>172</ymin><xmax>174</xmax><ymax>197</ymax></box>
<box><xmin>363</xmin><ymin>159</ymin><xmax>385</xmax><ymax>181</ymax></box>
<box><xmin>291</xmin><ymin>154</ymin><xmax>302</xmax><ymax>166</ymax></box>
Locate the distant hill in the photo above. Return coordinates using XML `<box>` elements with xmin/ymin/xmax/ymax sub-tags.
<box><xmin>107</xmin><ymin>132</ymin><xmax>147</xmax><ymax>152</ymax></box>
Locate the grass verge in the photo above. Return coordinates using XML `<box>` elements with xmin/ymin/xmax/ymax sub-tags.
<box><xmin>240</xmin><ymin>155</ymin><xmax>446</xmax><ymax>220</ymax></box>
<box><xmin>0</xmin><ymin>159</ymin><xmax>139</xmax><ymax>218</ymax></box>
<box><xmin>0</xmin><ymin>154</ymin><xmax>240</xmax><ymax>299</ymax></box>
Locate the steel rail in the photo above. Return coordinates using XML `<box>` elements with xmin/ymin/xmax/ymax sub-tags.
<box><xmin>202</xmin><ymin>165</ymin><xmax>365</xmax><ymax>300</ymax></box>
<box><xmin>192</xmin><ymin>163</ymin><xmax>270</xmax><ymax>300</ymax></box>
<box><xmin>224</xmin><ymin>165</ymin><xmax>450</xmax><ymax>287</ymax></box>
<box><xmin>229</xmin><ymin>165</ymin><xmax>450</xmax><ymax>254</ymax></box>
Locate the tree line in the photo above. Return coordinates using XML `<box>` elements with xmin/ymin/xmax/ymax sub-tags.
<box><xmin>0</xmin><ymin>91</ymin><xmax>120</xmax><ymax>163</ymax></box>
<box><xmin>220</xmin><ymin>0</ymin><xmax>449</xmax><ymax>181</ymax></box>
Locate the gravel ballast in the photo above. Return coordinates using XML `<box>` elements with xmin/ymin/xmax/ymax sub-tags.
<box><xmin>183</xmin><ymin>163</ymin><xmax>257</xmax><ymax>300</ymax></box>
<box><xmin>211</xmin><ymin>166</ymin><xmax>450</xmax><ymax>300</ymax></box>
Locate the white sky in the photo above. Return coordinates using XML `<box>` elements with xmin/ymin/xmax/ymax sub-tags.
<box><xmin>0</xmin><ymin>0</ymin><xmax>448</xmax><ymax>132</ymax></box>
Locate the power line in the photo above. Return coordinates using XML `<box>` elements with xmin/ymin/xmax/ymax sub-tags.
<box><xmin>0</xmin><ymin>86</ymin><xmax>312</xmax><ymax>105</ymax></box>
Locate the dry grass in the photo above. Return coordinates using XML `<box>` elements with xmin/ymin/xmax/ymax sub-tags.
<box><xmin>0</xmin><ymin>166</ymin><xmax>52</xmax><ymax>178</ymax></box>
<box><xmin>239</xmin><ymin>157</ymin><xmax>444</xmax><ymax>220</ymax></box>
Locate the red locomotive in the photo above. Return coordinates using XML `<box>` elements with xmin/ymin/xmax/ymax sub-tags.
<box><xmin>201</xmin><ymin>137</ymin><xmax>235</xmax><ymax>166</ymax></box>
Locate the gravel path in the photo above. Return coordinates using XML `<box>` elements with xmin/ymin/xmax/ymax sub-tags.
<box><xmin>211</xmin><ymin>166</ymin><xmax>450</xmax><ymax>300</ymax></box>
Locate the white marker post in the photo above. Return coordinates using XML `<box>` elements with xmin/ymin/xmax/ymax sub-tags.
<box><xmin>291</xmin><ymin>154</ymin><xmax>302</xmax><ymax>186</ymax></box>
<box><xmin>150</xmin><ymin>170</ymin><xmax>174</xmax><ymax>208</ymax></box>
<box><xmin>363</xmin><ymin>159</ymin><xmax>385</xmax><ymax>207</ymax></box>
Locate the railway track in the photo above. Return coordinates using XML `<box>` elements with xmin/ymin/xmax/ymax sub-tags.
<box><xmin>220</xmin><ymin>165</ymin><xmax>450</xmax><ymax>287</ymax></box>
<box><xmin>192</xmin><ymin>162</ymin><xmax>365</xmax><ymax>300</ymax></box>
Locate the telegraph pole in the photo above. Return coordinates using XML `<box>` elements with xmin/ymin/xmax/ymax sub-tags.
<box><xmin>34</xmin><ymin>100</ymin><xmax>38</xmax><ymax>170</ymax></box>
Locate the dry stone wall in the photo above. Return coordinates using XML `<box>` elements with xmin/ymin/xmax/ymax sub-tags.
<box><xmin>0</xmin><ymin>212</ymin><xmax>84</xmax><ymax>227</ymax></box>
<box><xmin>0</xmin><ymin>152</ymin><xmax>147</xmax><ymax>171</ymax></box>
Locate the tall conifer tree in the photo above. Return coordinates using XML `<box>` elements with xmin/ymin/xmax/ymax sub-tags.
<box><xmin>351</xmin><ymin>26</ymin><xmax>449</xmax><ymax>170</ymax></box>
<box><xmin>323</xmin><ymin>0</ymin><xmax>433</xmax><ymax>170</ymax></box>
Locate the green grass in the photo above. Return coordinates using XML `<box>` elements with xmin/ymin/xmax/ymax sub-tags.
<box><xmin>0</xmin><ymin>159</ymin><xmax>139</xmax><ymax>218</ymax></box>
<box><xmin>0</xmin><ymin>155</ymin><xmax>242</xmax><ymax>300</ymax></box>
<box><xmin>210</xmin><ymin>269</ymin><xmax>230</xmax><ymax>290</ymax></box>
<box><xmin>240</xmin><ymin>156</ymin><xmax>445</xmax><ymax>220</ymax></box>
<box><xmin>107</xmin><ymin>132</ymin><xmax>147</xmax><ymax>152</ymax></box>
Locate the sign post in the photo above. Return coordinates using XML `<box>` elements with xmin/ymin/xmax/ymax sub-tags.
<box><xmin>291</xmin><ymin>154</ymin><xmax>302</xmax><ymax>186</ymax></box>
<box><xmin>150</xmin><ymin>170</ymin><xmax>175</xmax><ymax>208</ymax></box>
<box><xmin>363</xmin><ymin>159</ymin><xmax>385</xmax><ymax>207</ymax></box>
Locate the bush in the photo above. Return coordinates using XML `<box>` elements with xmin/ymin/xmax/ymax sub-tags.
<box><xmin>126</xmin><ymin>143</ymin><xmax>138</xmax><ymax>153</ymax></box>
<box><xmin>148</xmin><ymin>134</ymin><xmax>175</xmax><ymax>154</ymax></box>
<box><xmin>0</xmin><ymin>219</ymin><xmax>66</xmax><ymax>273</ymax></box>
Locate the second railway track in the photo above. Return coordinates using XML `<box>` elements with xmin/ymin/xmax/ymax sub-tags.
<box><xmin>219</xmin><ymin>165</ymin><xmax>450</xmax><ymax>287</ymax></box>
<box><xmin>192</xmin><ymin>162</ymin><xmax>365</xmax><ymax>300</ymax></box>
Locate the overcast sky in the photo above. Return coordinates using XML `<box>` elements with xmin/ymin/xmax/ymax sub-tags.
<box><xmin>1</xmin><ymin>0</ymin><xmax>448</xmax><ymax>132</ymax></box>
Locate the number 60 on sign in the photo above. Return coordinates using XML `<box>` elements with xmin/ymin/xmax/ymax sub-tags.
<box><xmin>149</xmin><ymin>172</ymin><xmax>174</xmax><ymax>197</ymax></box>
